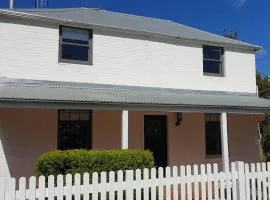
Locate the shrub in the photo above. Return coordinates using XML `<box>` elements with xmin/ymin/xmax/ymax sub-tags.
<box><xmin>36</xmin><ymin>149</ymin><xmax>155</xmax><ymax>177</ymax></box>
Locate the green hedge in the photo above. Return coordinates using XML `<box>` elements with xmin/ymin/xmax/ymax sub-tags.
<box><xmin>36</xmin><ymin>149</ymin><xmax>155</xmax><ymax>177</ymax></box>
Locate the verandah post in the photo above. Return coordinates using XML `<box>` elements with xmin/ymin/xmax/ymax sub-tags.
<box><xmin>235</xmin><ymin>161</ymin><xmax>246</xmax><ymax>200</ymax></box>
<box><xmin>121</xmin><ymin>110</ymin><xmax>129</xmax><ymax>149</ymax></box>
<box><xmin>221</xmin><ymin>112</ymin><xmax>230</xmax><ymax>173</ymax></box>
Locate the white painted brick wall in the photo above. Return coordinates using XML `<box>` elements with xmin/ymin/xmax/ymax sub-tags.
<box><xmin>0</xmin><ymin>18</ymin><xmax>257</xmax><ymax>93</ymax></box>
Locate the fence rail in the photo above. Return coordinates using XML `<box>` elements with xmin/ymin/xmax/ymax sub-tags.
<box><xmin>1</xmin><ymin>161</ymin><xmax>270</xmax><ymax>200</ymax></box>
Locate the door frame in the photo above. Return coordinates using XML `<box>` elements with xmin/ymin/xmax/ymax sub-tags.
<box><xmin>144</xmin><ymin>115</ymin><xmax>168</xmax><ymax>167</ymax></box>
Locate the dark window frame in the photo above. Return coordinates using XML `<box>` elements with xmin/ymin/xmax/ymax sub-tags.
<box><xmin>203</xmin><ymin>45</ymin><xmax>224</xmax><ymax>77</ymax></box>
<box><xmin>59</xmin><ymin>25</ymin><xmax>93</xmax><ymax>65</ymax></box>
<box><xmin>205</xmin><ymin>113</ymin><xmax>222</xmax><ymax>156</ymax></box>
<box><xmin>57</xmin><ymin>109</ymin><xmax>92</xmax><ymax>150</ymax></box>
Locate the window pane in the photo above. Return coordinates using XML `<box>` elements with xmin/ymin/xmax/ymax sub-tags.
<box><xmin>80</xmin><ymin>112</ymin><xmax>90</xmax><ymax>120</ymax></box>
<box><xmin>62</xmin><ymin>38</ymin><xmax>88</xmax><ymax>45</ymax></box>
<box><xmin>60</xmin><ymin>112</ymin><xmax>70</xmax><ymax>120</ymax></box>
<box><xmin>61</xmin><ymin>44</ymin><xmax>89</xmax><ymax>61</ymax></box>
<box><xmin>70</xmin><ymin>112</ymin><xmax>80</xmax><ymax>121</ymax></box>
<box><xmin>203</xmin><ymin>47</ymin><xmax>221</xmax><ymax>60</ymax></box>
<box><xmin>205</xmin><ymin>113</ymin><xmax>220</xmax><ymax>122</ymax></box>
<box><xmin>203</xmin><ymin>61</ymin><xmax>221</xmax><ymax>74</ymax></box>
<box><xmin>62</xmin><ymin>27</ymin><xmax>88</xmax><ymax>41</ymax></box>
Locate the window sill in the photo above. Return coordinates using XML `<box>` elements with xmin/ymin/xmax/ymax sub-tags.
<box><xmin>203</xmin><ymin>72</ymin><xmax>224</xmax><ymax>77</ymax></box>
<box><xmin>59</xmin><ymin>59</ymin><xmax>92</xmax><ymax>66</ymax></box>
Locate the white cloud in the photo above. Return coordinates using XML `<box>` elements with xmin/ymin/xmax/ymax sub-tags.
<box><xmin>257</xmin><ymin>49</ymin><xmax>268</xmax><ymax>57</ymax></box>
<box><xmin>230</xmin><ymin>0</ymin><xmax>247</xmax><ymax>8</ymax></box>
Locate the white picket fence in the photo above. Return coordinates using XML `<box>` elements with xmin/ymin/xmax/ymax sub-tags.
<box><xmin>1</xmin><ymin>161</ymin><xmax>270</xmax><ymax>200</ymax></box>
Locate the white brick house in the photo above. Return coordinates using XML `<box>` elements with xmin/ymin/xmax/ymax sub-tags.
<box><xmin>0</xmin><ymin>8</ymin><xmax>269</xmax><ymax>179</ymax></box>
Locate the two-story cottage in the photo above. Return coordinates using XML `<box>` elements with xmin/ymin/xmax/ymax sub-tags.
<box><xmin>0</xmin><ymin>8</ymin><xmax>269</xmax><ymax>179</ymax></box>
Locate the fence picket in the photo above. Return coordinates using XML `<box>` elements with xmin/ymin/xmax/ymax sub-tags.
<box><xmin>158</xmin><ymin>167</ymin><xmax>164</xmax><ymax>200</ymax></box>
<box><xmin>48</xmin><ymin>175</ymin><xmax>55</xmax><ymax>200</ymax></box>
<box><xmin>109</xmin><ymin>171</ymin><xmax>115</xmax><ymax>200</ymax></box>
<box><xmin>56</xmin><ymin>174</ymin><xmax>64</xmax><ymax>200</ymax></box>
<box><xmin>126</xmin><ymin>170</ymin><xmax>134</xmax><ymax>200</ymax></box>
<box><xmin>92</xmin><ymin>172</ymin><xmax>99</xmax><ymax>200</ymax></box>
<box><xmin>117</xmin><ymin>170</ymin><xmax>124</xmax><ymax>200</ymax></box>
<box><xmin>0</xmin><ymin>178</ymin><xmax>4</xmax><ymax>200</ymax></box>
<box><xmin>5</xmin><ymin>178</ymin><xmax>15</xmax><ymax>200</ymax></box>
<box><xmin>65</xmin><ymin>174</ymin><xmax>72</xmax><ymax>200</ymax></box>
<box><xmin>250</xmin><ymin>163</ymin><xmax>256</xmax><ymax>200</ymax></box>
<box><xmin>186</xmin><ymin>165</ymin><xmax>192</xmax><ymax>200</ymax></box>
<box><xmin>267</xmin><ymin>162</ymin><xmax>270</xmax><ymax>200</ymax></box>
<box><xmin>150</xmin><ymin>168</ymin><xmax>157</xmax><ymax>200</ymax></box>
<box><xmin>193</xmin><ymin>165</ymin><xmax>199</xmax><ymax>200</ymax></box>
<box><xmin>165</xmin><ymin>167</ymin><xmax>171</xmax><ymax>200</ymax></box>
<box><xmin>219</xmin><ymin>172</ymin><xmax>225</xmax><ymax>200</ymax></box>
<box><xmin>172</xmin><ymin>166</ymin><xmax>178</xmax><ymax>200</ymax></box>
<box><xmin>200</xmin><ymin>164</ymin><xmax>206</xmax><ymax>200</ymax></box>
<box><xmin>38</xmin><ymin>176</ymin><xmax>45</xmax><ymax>200</ymax></box>
<box><xmin>100</xmin><ymin>172</ymin><xmax>107</xmax><ymax>200</ymax></box>
<box><xmin>225</xmin><ymin>169</ymin><xmax>231</xmax><ymax>200</ymax></box>
<box><xmin>206</xmin><ymin>164</ymin><xmax>213</xmax><ymax>200</ymax></box>
<box><xmin>257</xmin><ymin>163</ymin><xmax>262</xmax><ymax>200</ymax></box>
<box><xmin>74</xmin><ymin>173</ymin><xmax>81</xmax><ymax>200</ymax></box>
<box><xmin>244</xmin><ymin>164</ymin><xmax>250</xmax><ymax>200</ymax></box>
<box><xmin>261</xmin><ymin>163</ymin><xmax>267</xmax><ymax>200</ymax></box>
<box><xmin>180</xmin><ymin>165</ymin><xmax>186</xmax><ymax>200</ymax></box>
<box><xmin>29</xmin><ymin>176</ymin><xmax>36</xmax><ymax>200</ymax></box>
<box><xmin>18</xmin><ymin>177</ymin><xmax>26</xmax><ymax>200</ymax></box>
<box><xmin>231</xmin><ymin>162</ymin><xmax>237</xmax><ymax>200</ymax></box>
<box><xmin>143</xmin><ymin>168</ymin><xmax>149</xmax><ymax>200</ymax></box>
<box><xmin>213</xmin><ymin>164</ymin><xmax>219</xmax><ymax>200</ymax></box>
<box><xmin>135</xmin><ymin>169</ymin><xmax>142</xmax><ymax>200</ymax></box>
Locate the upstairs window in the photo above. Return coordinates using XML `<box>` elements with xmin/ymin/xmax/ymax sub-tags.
<box><xmin>59</xmin><ymin>26</ymin><xmax>92</xmax><ymax>65</ymax></box>
<box><xmin>203</xmin><ymin>46</ymin><xmax>224</xmax><ymax>76</ymax></box>
<box><xmin>205</xmin><ymin>113</ymin><xmax>222</xmax><ymax>156</ymax></box>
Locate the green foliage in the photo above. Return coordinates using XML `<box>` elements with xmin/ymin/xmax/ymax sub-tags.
<box><xmin>36</xmin><ymin>149</ymin><xmax>155</xmax><ymax>177</ymax></box>
<box><xmin>257</xmin><ymin>72</ymin><xmax>270</xmax><ymax>99</ymax></box>
<box><xmin>223</xmin><ymin>29</ymin><xmax>239</xmax><ymax>40</ymax></box>
<box><xmin>262</xmin><ymin>123</ymin><xmax>270</xmax><ymax>153</ymax></box>
<box><xmin>257</xmin><ymin>71</ymin><xmax>270</xmax><ymax>161</ymax></box>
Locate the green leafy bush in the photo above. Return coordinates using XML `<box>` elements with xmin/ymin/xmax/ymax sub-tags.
<box><xmin>36</xmin><ymin>149</ymin><xmax>155</xmax><ymax>177</ymax></box>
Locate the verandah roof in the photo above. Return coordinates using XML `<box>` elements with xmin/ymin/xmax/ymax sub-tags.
<box><xmin>0</xmin><ymin>78</ymin><xmax>269</xmax><ymax>114</ymax></box>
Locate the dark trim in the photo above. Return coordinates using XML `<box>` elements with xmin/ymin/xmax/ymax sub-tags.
<box><xmin>58</xmin><ymin>25</ymin><xmax>93</xmax><ymax>65</ymax></box>
<box><xmin>57</xmin><ymin>109</ymin><xmax>92</xmax><ymax>150</ymax></box>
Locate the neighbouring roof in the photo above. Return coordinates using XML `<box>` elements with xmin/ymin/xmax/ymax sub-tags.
<box><xmin>0</xmin><ymin>8</ymin><xmax>261</xmax><ymax>51</ymax></box>
<box><xmin>0</xmin><ymin>78</ymin><xmax>269</xmax><ymax>113</ymax></box>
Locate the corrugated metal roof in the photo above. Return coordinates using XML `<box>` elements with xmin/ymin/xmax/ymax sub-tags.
<box><xmin>0</xmin><ymin>8</ymin><xmax>260</xmax><ymax>50</ymax></box>
<box><xmin>0</xmin><ymin>78</ymin><xmax>269</xmax><ymax>112</ymax></box>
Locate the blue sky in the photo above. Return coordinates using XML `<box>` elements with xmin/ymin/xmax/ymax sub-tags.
<box><xmin>1</xmin><ymin>0</ymin><xmax>270</xmax><ymax>75</ymax></box>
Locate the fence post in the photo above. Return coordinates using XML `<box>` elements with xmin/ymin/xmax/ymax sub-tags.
<box><xmin>235</xmin><ymin>161</ymin><xmax>246</xmax><ymax>200</ymax></box>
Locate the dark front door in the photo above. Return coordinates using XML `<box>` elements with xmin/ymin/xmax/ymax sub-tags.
<box><xmin>58</xmin><ymin>110</ymin><xmax>92</xmax><ymax>150</ymax></box>
<box><xmin>144</xmin><ymin>115</ymin><xmax>167</xmax><ymax>167</ymax></box>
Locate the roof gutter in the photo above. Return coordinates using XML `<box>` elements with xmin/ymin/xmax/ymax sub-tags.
<box><xmin>0</xmin><ymin>9</ymin><xmax>262</xmax><ymax>52</ymax></box>
<box><xmin>0</xmin><ymin>98</ymin><xmax>266</xmax><ymax>114</ymax></box>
